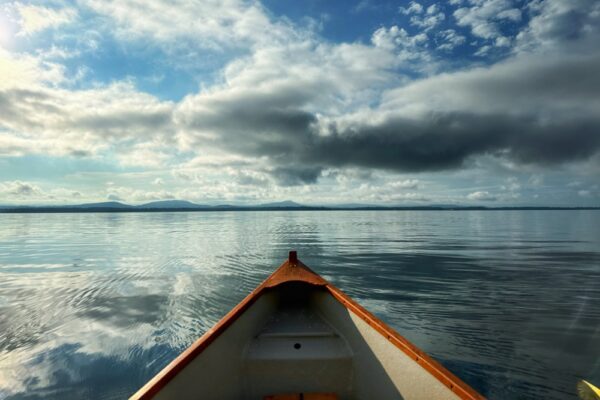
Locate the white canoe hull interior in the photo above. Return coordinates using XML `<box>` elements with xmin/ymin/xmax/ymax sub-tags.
<box><xmin>150</xmin><ymin>281</ymin><xmax>465</xmax><ymax>400</ymax></box>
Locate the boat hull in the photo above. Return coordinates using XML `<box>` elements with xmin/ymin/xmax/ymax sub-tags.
<box><xmin>131</xmin><ymin>252</ymin><xmax>484</xmax><ymax>400</ymax></box>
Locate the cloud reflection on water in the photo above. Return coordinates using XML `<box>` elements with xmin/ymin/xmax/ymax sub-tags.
<box><xmin>0</xmin><ymin>211</ymin><xmax>599</xmax><ymax>399</ymax></box>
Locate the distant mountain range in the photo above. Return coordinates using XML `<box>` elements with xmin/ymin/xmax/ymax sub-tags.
<box><xmin>0</xmin><ymin>200</ymin><xmax>323</xmax><ymax>212</ymax></box>
<box><xmin>0</xmin><ymin>200</ymin><xmax>598</xmax><ymax>213</ymax></box>
<box><xmin>74</xmin><ymin>201</ymin><xmax>135</xmax><ymax>209</ymax></box>
<box><xmin>137</xmin><ymin>200</ymin><xmax>205</xmax><ymax>209</ymax></box>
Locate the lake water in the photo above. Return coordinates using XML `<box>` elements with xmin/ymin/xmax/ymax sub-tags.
<box><xmin>0</xmin><ymin>211</ymin><xmax>599</xmax><ymax>399</ymax></box>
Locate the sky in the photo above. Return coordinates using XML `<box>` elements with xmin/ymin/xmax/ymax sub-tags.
<box><xmin>0</xmin><ymin>0</ymin><xmax>599</xmax><ymax>206</ymax></box>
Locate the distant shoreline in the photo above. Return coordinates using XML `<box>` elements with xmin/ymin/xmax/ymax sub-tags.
<box><xmin>1</xmin><ymin>206</ymin><xmax>599</xmax><ymax>213</ymax></box>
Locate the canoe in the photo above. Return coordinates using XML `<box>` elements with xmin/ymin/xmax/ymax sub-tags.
<box><xmin>131</xmin><ymin>251</ymin><xmax>484</xmax><ymax>400</ymax></box>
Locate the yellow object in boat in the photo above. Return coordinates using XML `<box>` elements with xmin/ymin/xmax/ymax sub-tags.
<box><xmin>578</xmin><ymin>380</ymin><xmax>600</xmax><ymax>400</ymax></box>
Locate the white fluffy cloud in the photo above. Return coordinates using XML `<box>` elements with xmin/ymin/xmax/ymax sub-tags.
<box><xmin>391</xmin><ymin>179</ymin><xmax>420</xmax><ymax>189</ymax></box>
<box><xmin>0</xmin><ymin>49</ymin><xmax>65</xmax><ymax>88</ymax></box>
<box><xmin>454</xmin><ymin>0</ymin><xmax>521</xmax><ymax>43</ymax></box>
<box><xmin>0</xmin><ymin>180</ymin><xmax>43</xmax><ymax>197</ymax></box>
<box><xmin>0</xmin><ymin>70</ymin><xmax>175</xmax><ymax>162</ymax></box>
<box><xmin>437</xmin><ymin>29</ymin><xmax>466</xmax><ymax>51</ymax></box>
<box><xmin>78</xmin><ymin>0</ymin><xmax>301</xmax><ymax>51</ymax></box>
<box><xmin>15</xmin><ymin>3</ymin><xmax>77</xmax><ymax>35</ymax></box>
<box><xmin>410</xmin><ymin>5</ymin><xmax>445</xmax><ymax>31</ymax></box>
<box><xmin>399</xmin><ymin>1</ymin><xmax>424</xmax><ymax>15</ymax></box>
<box><xmin>515</xmin><ymin>0</ymin><xmax>600</xmax><ymax>53</ymax></box>
<box><xmin>0</xmin><ymin>180</ymin><xmax>83</xmax><ymax>202</ymax></box>
<box><xmin>467</xmin><ymin>191</ymin><xmax>497</xmax><ymax>201</ymax></box>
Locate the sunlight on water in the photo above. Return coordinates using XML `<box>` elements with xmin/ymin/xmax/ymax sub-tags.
<box><xmin>0</xmin><ymin>211</ymin><xmax>599</xmax><ymax>399</ymax></box>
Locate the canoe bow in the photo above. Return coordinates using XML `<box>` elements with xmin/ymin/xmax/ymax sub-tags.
<box><xmin>131</xmin><ymin>251</ymin><xmax>485</xmax><ymax>400</ymax></box>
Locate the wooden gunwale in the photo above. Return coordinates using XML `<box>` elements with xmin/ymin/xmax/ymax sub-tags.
<box><xmin>130</xmin><ymin>252</ymin><xmax>485</xmax><ymax>400</ymax></box>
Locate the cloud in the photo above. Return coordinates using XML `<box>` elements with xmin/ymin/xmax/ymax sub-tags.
<box><xmin>454</xmin><ymin>0</ymin><xmax>521</xmax><ymax>42</ymax></box>
<box><xmin>0</xmin><ymin>79</ymin><xmax>175</xmax><ymax>163</ymax></box>
<box><xmin>353</xmin><ymin>0</ymin><xmax>383</xmax><ymax>13</ymax></box>
<box><xmin>0</xmin><ymin>180</ymin><xmax>43</xmax><ymax>197</ymax></box>
<box><xmin>15</xmin><ymin>4</ymin><xmax>77</xmax><ymax>35</ymax></box>
<box><xmin>175</xmin><ymin>47</ymin><xmax>600</xmax><ymax>183</ymax></box>
<box><xmin>410</xmin><ymin>10</ymin><xmax>445</xmax><ymax>31</ymax></box>
<box><xmin>351</xmin><ymin>180</ymin><xmax>429</xmax><ymax>203</ymax></box>
<box><xmin>0</xmin><ymin>49</ymin><xmax>66</xmax><ymax>88</ymax></box>
<box><xmin>116</xmin><ymin>144</ymin><xmax>173</xmax><ymax>168</ymax></box>
<box><xmin>528</xmin><ymin>175</ymin><xmax>543</xmax><ymax>188</ymax></box>
<box><xmin>79</xmin><ymin>0</ymin><xmax>301</xmax><ymax>52</ymax></box>
<box><xmin>494</xmin><ymin>36</ymin><xmax>511</xmax><ymax>47</ymax></box>
<box><xmin>474</xmin><ymin>44</ymin><xmax>492</xmax><ymax>56</ymax></box>
<box><xmin>515</xmin><ymin>0</ymin><xmax>600</xmax><ymax>53</ymax></box>
<box><xmin>371</xmin><ymin>26</ymin><xmax>429</xmax><ymax>61</ymax></box>
<box><xmin>230</xmin><ymin>169</ymin><xmax>270</xmax><ymax>187</ymax></box>
<box><xmin>165</xmin><ymin>0</ymin><xmax>600</xmax><ymax>187</ymax></box>
<box><xmin>391</xmin><ymin>179</ymin><xmax>420</xmax><ymax>189</ymax></box>
<box><xmin>1</xmin><ymin>0</ymin><xmax>599</xmax><ymax>200</ymax></box>
<box><xmin>502</xmin><ymin>177</ymin><xmax>520</xmax><ymax>192</ymax></box>
<box><xmin>106</xmin><ymin>193</ymin><xmax>123</xmax><ymax>201</ymax></box>
<box><xmin>0</xmin><ymin>181</ymin><xmax>82</xmax><ymax>202</ymax></box>
<box><xmin>378</xmin><ymin>192</ymin><xmax>429</xmax><ymax>202</ymax></box>
<box><xmin>399</xmin><ymin>1</ymin><xmax>424</xmax><ymax>15</ymax></box>
<box><xmin>577</xmin><ymin>190</ymin><xmax>591</xmax><ymax>198</ymax></box>
<box><xmin>437</xmin><ymin>29</ymin><xmax>466</xmax><ymax>51</ymax></box>
<box><xmin>269</xmin><ymin>166</ymin><xmax>322</xmax><ymax>186</ymax></box>
<box><xmin>467</xmin><ymin>191</ymin><xmax>497</xmax><ymax>201</ymax></box>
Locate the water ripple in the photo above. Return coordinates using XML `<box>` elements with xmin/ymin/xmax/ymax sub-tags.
<box><xmin>0</xmin><ymin>210</ymin><xmax>599</xmax><ymax>399</ymax></box>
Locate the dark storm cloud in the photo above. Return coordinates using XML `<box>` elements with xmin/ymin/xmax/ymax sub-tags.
<box><xmin>310</xmin><ymin>114</ymin><xmax>509</xmax><ymax>172</ymax></box>
<box><xmin>179</xmin><ymin>54</ymin><xmax>600</xmax><ymax>185</ymax></box>
<box><xmin>183</xmin><ymin>108</ymin><xmax>600</xmax><ymax>185</ymax></box>
<box><xmin>270</xmin><ymin>166</ymin><xmax>322</xmax><ymax>186</ymax></box>
<box><xmin>179</xmin><ymin>84</ymin><xmax>318</xmax><ymax>158</ymax></box>
<box><xmin>317</xmin><ymin>114</ymin><xmax>600</xmax><ymax>169</ymax></box>
<box><xmin>260</xmin><ymin>112</ymin><xmax>600</xmax><ymax>177</ymax></box>
<box><xmin>208</xmin><ymin>107</ymin><xmax>315</xmax><ymax>157</ymax></box>
<box><xmin>169</xmin><ymin>0</ymin><xmax>600</xmax><ymax>185</ymax></box>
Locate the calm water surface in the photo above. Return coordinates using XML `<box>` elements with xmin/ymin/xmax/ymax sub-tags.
<box><xmin>0</xmin><ymin>211</ymin><xmax>599</xmax><ymax>399</ymax></box>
